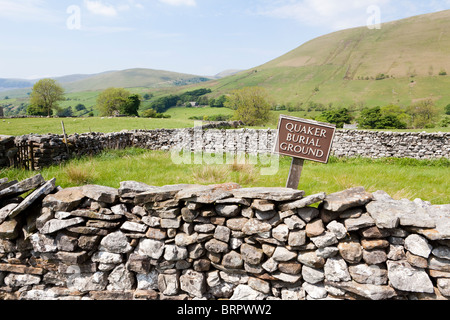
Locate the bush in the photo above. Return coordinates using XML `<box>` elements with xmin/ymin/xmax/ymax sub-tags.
<box><xmin>316</xmin><ymin>108</ymin><xmax>352</xmax><ymax>128</ymax></box>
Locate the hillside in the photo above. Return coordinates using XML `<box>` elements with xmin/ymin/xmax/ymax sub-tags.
<box><xmin>62</xmin><ymin>68</ymin><xmax>212</xmax><ymax>92</ymax></box>
<box><xmin>207</xmin><ymin>10</ymin><xmax>450</xmax><ymax>108</ymax></box>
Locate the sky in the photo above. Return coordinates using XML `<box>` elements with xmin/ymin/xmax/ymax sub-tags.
<box><xmin>1</xmin><ymin>0</ymin><xmax>450</xmax><ymax>79</ymax></box>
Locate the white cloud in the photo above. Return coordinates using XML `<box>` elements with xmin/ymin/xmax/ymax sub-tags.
<box><xmin>84</xmin><ymin>0</ymin><xmax>119</xmax><ymax>17</ymax></box>
<box><xmin>158</xmin><ymin>0</ymin><xmax>196</xmax><ymax>7</ymax></box>
<box><xmin>0</xmin><ymin>0</ymin><xmax>60</xmax><ymax>22</ymax></box>
<box><xmin>258</xmin><ymin>0</ymin><xmax>392</xmax><ymax>30</ymax></box>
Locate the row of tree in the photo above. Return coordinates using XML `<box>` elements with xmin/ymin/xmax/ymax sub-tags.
<box><xmin>21</xmin><ymin>79</ymin><xmax>449</xmax><ymax>130</ymax></box>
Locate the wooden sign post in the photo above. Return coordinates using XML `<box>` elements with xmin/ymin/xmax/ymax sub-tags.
<box><xmin>273</xmin><ymin>115</ymin><xmax>336</xmax><ymax>189</ymax></box>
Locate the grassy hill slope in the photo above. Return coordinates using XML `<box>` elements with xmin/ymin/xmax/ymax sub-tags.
<box><xmin>206</xmin><ymin>10</ymin><xmax>450</xmax><ymax>108</ymax></box>
<box><xmin>62</xmin><ymin>68</ymin><xmax>212</xmax><ymax>92</ymax></box>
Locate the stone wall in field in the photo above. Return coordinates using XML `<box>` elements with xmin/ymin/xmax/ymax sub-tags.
<box><xmin>1</xmin><ymin>127</ymin><xmax>449</xmax><ymax>169</ymax></box>
<box><xmin>0</xmin><ymin>175</ymin><xmax>449</xmax><ymax>300</ymax></box>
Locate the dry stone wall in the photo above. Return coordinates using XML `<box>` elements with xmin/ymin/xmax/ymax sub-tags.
<box><xmin>2</xmin><ymin>128</ymin><xmax>449</xmax><ymax>170</ymax></box>
<box><xmin>0</xmin><ymin>175</ymin><xmax>449</xmax><ymax>300</ymax></box>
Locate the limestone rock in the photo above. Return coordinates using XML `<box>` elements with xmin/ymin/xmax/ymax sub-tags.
<box><xmin>42</xmin><ymin>186</ymin><xmax>85</xmax><ymax>212</ymax></box>
<box><xmin>230</xmin><ymin>284</ymin><xmax>266</xmax><ymax>300</ymax></box>
<box><xmin>180</xmin><ymin>270</ymin><xmax>205</xmax><ymax>298</ymax></box>
<box><xmin>404</xmin><ymin>234</ymin><xmax>433</xmax><ymax>258</ymax></box>
<box><xmin>82</xmin><ymin>185</ymin><xmax>118</xmax><ymax>204</ymax></box>
<box><xmin>99</xmin><ymin>231</ymin><xmax>132</xmax><ymax>254</ymax></box>
<box><xmin>323</xmin><ymin>187</ymin><xmax>373</xmax><ymax>212</ymax></box>
<box><xmin>324</xmin><ymin>257</ymin><xmax>351</xmax><ymax>282</ymax></box>
<box><xmin>232</xmin><ymin>187</ymin><xmax>305</xmax><ymax>202</ymax></box>
<box><xmin>39</xmin><ymin>217</ymin><xmax>84</xmax><ymax>235</ymax></box>
<box><xmin>387</xmin><ymin>260</ymin><xmax>434</xmax><ymax>293</ymax></box>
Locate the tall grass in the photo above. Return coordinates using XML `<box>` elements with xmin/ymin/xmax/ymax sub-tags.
<box><xmin>1</xmin><ymin>148</ymin><xmax>448</xmax><ymax>204</ymax></box>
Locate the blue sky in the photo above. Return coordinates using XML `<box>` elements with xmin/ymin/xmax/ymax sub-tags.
<box><xmin>1</xmin><ymin>0</ymin><xmax>449</xmax><ymax>79</ymax></box>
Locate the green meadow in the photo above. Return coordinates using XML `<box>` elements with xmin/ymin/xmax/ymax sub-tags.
<box><xmin>1</xmin><ymin>148</ymin><xmax>448</xmax><ymax>205</ymax></box>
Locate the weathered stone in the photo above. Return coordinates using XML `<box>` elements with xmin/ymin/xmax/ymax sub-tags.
<box><xmin>176</xmin><ymin>183</ymin><xmax>239</xmax><ymax>203</ymax></box>
<box><xmin>387</xmin><ymin>244</ymin><xmax>406</xmax><ymax>261</ymax></box>
<box><xmin>323</xmin><ymin>187</ymin><xmax>373</xmax><ymax>212</ymax></box>
<box><xmin>136</xmin><ymin>239</ymin><xmax>165</xmax><ymax>259</ymax></box>
<box><xmin>136</xmin><ymin>269</ymin><xmax>159</xmax><ymax>290</ymax></box>
<box><xmin>232</xmin><ymin>187</ymin><xmax>305</xmax><ymax>202</ymax></box>
<box><xmin>164</xmin><ymin>245</ymin><xmax>188</xmax><ymax>261</ymax></box>
<box><xmin>242</xmin><ymin>219</ymin><xmax>272</xmax><ymax>235</ymax></box>
<box><xmin>121</xmin><ymin>221</ymin><xmax>148</xmax><ymax>233</ymax></box>
<box><xmin>278</xmin><ymin>193</ymin><xmax>326</xmax><ymax>211</ymax></box>
<box><xmin>326</xmin><ymin>221</ymin><xmax>347</xmax><ymax>240</ymax></box>
<box><xmin>215</xmin><ymin>204</ymin><xmax>240</xmax><ymax>217</ymax></box>
<box><xmin>226</xmin><ymin>217</ymin><xmax>249</xmax><ymax>231</ymax></box>
<box><xmin>0</xmin><ymin>218</ymin><xmax>20</xmax><ymax>239</ymax></box>
<box><xmin>160</xmin><ymin>217</ymin><xmax>182</xmax><ymax>229</ymax></box>
<box><xmin>428</xmin><ymin>256</ymin><xmax>450</xmax><ymax>272</ymax></box>
<box><xmin>324</xmin><ymin>280</ymin><xmax>396</xmax><ymax>300</ymax></box>
<box><xmin>404</xmin><ymin>234</ymin><xmax>433</xmax><ymax>258</ymax></box>
<box><xmin>348</xmin><ymin>263</ymin><xmax>388</xmax><ymax>285</ymax></box>
<box><xmin>56</xmin><ymin>251</ymin><xmax>89</xmax><ymax>265</ymax></box>
<box><xmin>82</xmin><ymin>185</ymin><xmax>118</xmax><ymax>204</ymax></box>
<box><xmin>437</xmin><ymin>278</ymin><xmax>450</xmax><ymax>297</ymax></box>
<box><xmin>432</xmin><ymin>247</ymin><xmax>450</xmax><ymax>260</ymax></box>
<box><xmin>128</xmin><ymin>254</ymin><xmax>151</xmax><ymax>274</ymax></box>
<box><xmin>67</xmin><ymin>272</ymin><xmax>108</xmax><ymax>293</ymax></box>
<box><xmin>305</xmin><ymin>219</ymin><xmax>325</xmax><ymax>237</ymax></box>
<box><xmin>240</xmin><ymin>243</ymin><xmax>264</xmax><ymax>264</ymax></box>
<box><xmin>214</xmin><ymin>225</ymin><xmax>231</xmax><ymax>242</ymax></box>
<box><xmin>135</xmin><ymin>184</ymin><xmax>192</xmax><ymax>204</ymax></box>
<box><xmin>39</xmin><ymin>217</ymin><xmax>84</xmax><ymax>234</ymax></box>
<box><xmin>297</xmin><ymin>207</ymin><xmax>319</xmax><ymax>223</ymax></box>
<box><xmin>284</xmin><ymin>215</ymin><xmax>306</xmax><ymax>230</ymax></box>
<box><xmin>288</xmin><ymin>230</ymin><xmax>306</xmax><ymax>247</ymax></box>
<box><xmin>324</xmin><ymin>257</ymin><xmax>351</xmax><ymax>282</ymax></box>
<box><xmin>99</xmin><ymin>231</ymin><xmax>132</xmax><ymax>254</ymax></box>
<box><xmin>297</xmin><ymin>251</ymin><xmax>326</xmax><ymax>268</ymax></box>
<box><xmin>68</xmin><ymin>209</ymin><xmax>123</xmax><ymax>221</ymax></box>
<box><xmin>344</xmin><ymin>213</ymin><xmax>376</xmax><ymax>231</ymax></box>
<box><xmin>230</xmin><ymin>284</ymin><xmax>266</xmax><ymax>300</ymax></box>
<box><xmin>4</xmin><ymin>273</ymin><xmax>41</xmax><ymax>287</ymax></box>
<box><xmin>278</xmin><ymin>262</ymin><xmax>302</xmax><ymax>275</ymax></box>
<box><xmin>0</xmin><ymin>174</ymin><xmax>45</xmax><ymax>199</ymax></box>
<box><xmin>42</xmin><ymin>186</ymin><xmax>85</xmax><ymax>212</ymax></box>
<box><xmin>78</xmin><ymin>235</ymin><xmax>101</xmax><ymax>250</ymax></box>
<box><xmin>387</xmin><ymin>260</ymin><xmax>434</xmax><ymax>293</ymax></box>
<box><xmin>158</xmin><ymin>273</ymin><xmax>179</xmax><ymax>296</ymax></box>
<box><xmin>272</xmin><ymin>271</ymin><xmax>302</xmax><ymax>283</ymax></box>
<box><xmin>255</xmin><ymin>209</ymin><xmax>276</xmax><ymax>221</ymax></box>
<box><xmin>222</xmin><ymin>250</ymin><xmax>243</xmax><ymax>269</ymax></box>
<box><xmin>174</xmin><ymin>233</ymin><xmax>196</xmax><ymax>246</ymax></box>
<box><xmin>0</xmin><ymin>204</ymin><xmax>17</xmax><ymax>225</ymax></box>
<box><xmin>360</xmin><ymin>239</ymin><xmax>390</xmax><ymax>250</ymax></box>
<box><xmin>406</xmin><ymin>251</ymin><xmax>428</xmax><ymax>268</ymax></box>
<box><xmin>251</xmin><ymin>199</ymin><xmax>275</xmax><ymax>212</ymax></box>
<box><xmin>338</xmin><ymin>241</ymin><xmax>363</xmax><ymax>264</ymax></box>
<box><xmin>205</xmin><ymin>239</ymin><xmax>228</xmax><ymax>253</ymax></box>
<box><xmin>91</xmin><ymin>251</ymin><xmax>123</xmax><ymax>264</ymax></box>
<box><xmin>107</xmin><ymin>264</ymin><xmax>135</xmax><ymax>291</ymax></box>
<box><xmin>303</xmin><ymin>282</ymin><xmax>327</xmax><ymax>299</ymax></box>
<box><xmin>302</xmin><ymin>266</ymin><xmax>324</xmax><ymax>284</ymax></box>
<box><xmin>118</xmin><ymin>181</ymin><xmax>156</xmax><ymax>197</ymax></box>
<box><xmin>363</xmin><ymin>249</ymin><xmax>387</xmax><ymax>265</ymax></box>
<box><xmin>180</xmin><ymin>269</ymin><xmax>205</xmax><ymax>298</ymax></box>
<box><xmin>310</xmin><ymin>231</ymin><xmax>338</xmax><ymax>249</ymax></box>
<box><xmin>272</xmin><ymin>224</ymin><xmax>289</xmax><ymax>242</ymax></box>
<box><xmin>0</xmin><ymin>263</ymin><xmax>45</xmax><ymax>275</ymax></box>
<box><xmin>316</xmin><ymin>246</ymin><xmax>339</xmax><ymax>258</ymax></box>
<box><xmin>272</xmin><ymin>246</ymin><xmax>297</xmax><ymax>262</ymax></box>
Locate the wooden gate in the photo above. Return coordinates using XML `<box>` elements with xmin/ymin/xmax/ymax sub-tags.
<box><xmin>14</xmin><ymin>141</ymin><xmax>35</xmax><ymax>170</ymax></box>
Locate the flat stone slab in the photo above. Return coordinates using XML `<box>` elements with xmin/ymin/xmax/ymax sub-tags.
<box><xmin>325</xmin><ymin>280</ymin><xmax>396</xmax><ymax>300</ymax></box>
<box><xmin>278</xmin><ymin>192</ymin><xmax>326</xmax><ymax>211</ymax></box>
<box><xmin>118</xmin><ymin>181</ymin><xmax>157</xmax><ymax>197</ymax></box>
<box><xmin>9</xmin><ymin>178</ymin><xmax>56</xmax><ymax>219</ymax></box>
<box><xmin>232</xmin><ymin>187</ymin><xmax>305</xmax><ymax>202</ymax></box>
<box><xmin>82</xmin><ymin>185</ymin><xmax>119</xmax><ymax>204</ymax></box>
<box><xmin>175</xmin><ymin>183</ymin><xmax>240</xmax><ymax>203</ymax></box>
<box><xmin>387</xmin><ymin>260</ymin><xmax>434</xmax><ymax>293</ymax></box>
<box><xmin>323</xmin><ymin>187</ymin><xmax>373</xmax><ymax>212</ymax></box>
<box><xmin>0</xmin><ymin>174</ymin><xmax>45</xmax><ymax>199</ymax></box>
<box><xmin>43</xmin><ymin>186</ymin><xmax>85</xmax><ymax>212</ymax></box>
<box><xmin>134</xmin><ymin>184</ymin><xmax>195</xmax><ymax>204</ymax></box>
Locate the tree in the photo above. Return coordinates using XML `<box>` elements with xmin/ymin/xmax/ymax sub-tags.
<box><xmin>96</xmin><ymin>88</ymin><xmax>130</xmax><ymax>116</ymax></box>
<box><xmin>27</xmin><ymin>104</ymin><xmax>51</xmax><ymax>116</ymax></box>
<box><xmin>120</xmin><ymin>94</ymin><xmax>140</xmax><ymax>116</ymax></box>
<box><xmin>75</xmin><ymin>104</ymin><xmax>86</xmax><ymax>111</ymax></box>
<box><xmin>407</xmin><ymin>99</ymin><xmax>439</xmax><ymax>129</ymax></box>
<box><xmin>358</xmin><ymin>105</ymin><xmax>407</xmax><ymax>129</ymax></box>
<box><xmin>445</xmin><ymin>104</ymin><xmax>450</xmax><ymax>115</ymax></box>
<box><xmin>30</xmin><ymin>79</ymin><xmax>65</xmax><ymax>117</ymax></box>
<box><xmin>316</xmin><ymin>108</ymin><xmax>352</xmax><ymax>128</ymax></box>
<box><xmin>224</xmin><ymin>87</ymin><xmax>271</xmax><ymax>126</ymax></box>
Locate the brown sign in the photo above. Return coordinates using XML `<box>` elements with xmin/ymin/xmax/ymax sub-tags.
<box><xmin>274</xmin><ymin>115</ymin><xmax>336</xmax><ymax>164</ymax></box>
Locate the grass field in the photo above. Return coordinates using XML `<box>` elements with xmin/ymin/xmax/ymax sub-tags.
<box><xmin>1</xmin><ymin>110</ymin><xmax>449</xmax><ymax>136</ymax></box>
<box><xmin>1</xmin><ymin>148</ymin><xmax>448</xmax><ymax>205</ymax></box>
